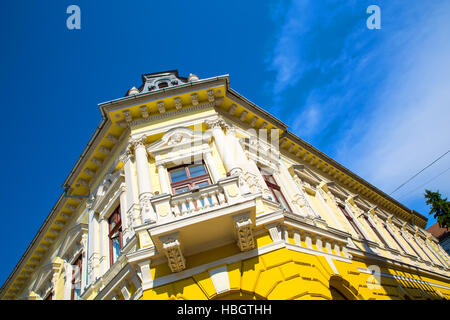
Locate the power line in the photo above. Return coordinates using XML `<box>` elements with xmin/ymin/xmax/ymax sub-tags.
<box><xmin>396</xmin><ymin>166</ymin><xmax>450</xmax><ymax>201</ymax></box>
<box><xmin>390</xmin><ymin>149</ymin><xmax>450</xmax><ymax>195</ymax></box>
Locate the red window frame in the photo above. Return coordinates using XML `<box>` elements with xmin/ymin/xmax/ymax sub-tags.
<box><xmin>364</xmin><ymin>215</ymin><xmax>388</xmax><ymax>247</ymax></box>
<box><xmin>413</xmin><ymin>237</ymin><xmax>434</xmax><ymax>263</ymax></box>
<box><xmin>108</xmin><ymin>206</ymin><xmax>123</xmax><ymax>266</ymax></box>
<box><xmin>385</xmin><ymin>225</ymin><xmax>405</xmax><ymax>252</ymax></box>
<box><xmin>168</xmin><ymin>162</ymin><xmax>212</xmax><ymax>194</ymax></box>
<box><xmin>71</xmin><ymin>254</ymin><xmax>82</xmax><ymax>300</ymax></box>
<box><xmin>338</xmin><ymin>205</ymin><xmax>365</xmax><ymax>239</ymax></box>
<box><xmin>400</xmin><ymin>232</ymin><xmax>422</xmax><ymax>258</ymax></box>
<box><xmin>259</xmin><ymin>168</ymin><xmax>292</xmax><ymax>212</ymax></box>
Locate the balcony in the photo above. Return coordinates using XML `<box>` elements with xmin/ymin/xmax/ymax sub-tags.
<box><xmin>133</xmin><ymin>175</ymin><xmax>258</xmax><ymax>264</ymax></box>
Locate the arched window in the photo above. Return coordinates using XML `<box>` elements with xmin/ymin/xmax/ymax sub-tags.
<box><xmin>158</xmin><ymin>82</ymin><xmax>168</xmax><ymax>89</ymax></box>
<box><xmin>330</xmin><ymin>286</ymin><xmax>348</xmax><ymax>300</ymax></box>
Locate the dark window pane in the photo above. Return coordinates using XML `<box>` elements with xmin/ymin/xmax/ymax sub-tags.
<box><xmin>194</xmin><ymin>181</ymin><xmax>209</xmax><ymax>188</ymax></box>
<box><xmin>189</xmin><ymin>164</ymin><xmax>207</xmax><ymax>177</ymax></box>
<box><xmin>273</xmin><ymin>189</ymin><xmax>290</xmax><ymax>210</ymax></box>
<box><xmin>109</xmin><ymin>219</ymin><xmax>116</xmax><ymax>231</ymax></box>
<box><xmin>111</xmin><ymin>237</ymin><xmax>121</xmax><ymax>264</ymax></box>
<box><xmin>265</xmin><ymin>175</ymin><xmax>276</xmax><ymax>184</ymax></box>
<box><xmin>175</xmin><ymin>186</ymin><xmax>190</xmax><ymax>194</ymax></box>
<box><xmin>170</xmin><ymin>168</ymin><xmax>188</xmax><ymax>182</ymax></box>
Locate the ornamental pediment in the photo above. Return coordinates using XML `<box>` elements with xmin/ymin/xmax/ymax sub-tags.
<box><xmin>146</xmin><ymin>127</ymin><xmax>212</xmax><ymax>160</ymax></box>
<box><xmin>88</xmin><ymin>170</ymin><xmax>123</xmax><ymax>213</ymax></box>
<box><xmin>58</xmin><ymin>223</ymin><xmax>88</xmax><ymax>261</ymax></box>
<box><xmin>291</xmin><ymin>164</ymin><xmax>324</xmax><ymax>187</ymax></box>
<box><xmin>32</xmin><ymin>263</ymin><xmax>53</xmax><ymax>294</ymax></box>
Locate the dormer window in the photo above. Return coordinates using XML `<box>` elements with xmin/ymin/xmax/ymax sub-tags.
<box><xmin>158</xmin><ymin>82</ymin><xmax>168</xmax><ymax>89</ymax></box>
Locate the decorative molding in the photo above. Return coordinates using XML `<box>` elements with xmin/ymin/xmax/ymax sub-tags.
<box><xmin>130</xmin><ymin>135</ymin><xmax>147</xmax><ymax>149</ymax></box>
<box><xmin>207</xmin><ymin>89</ymin><xmax>215</xmax><ymax>102</ymax></box>
<box><xmin>140</xmin><ymin>105</ymin><xmax>149</xmax><ymax>118</ymax></box>
<box><xmin>91</xmin><ymin>157</ymin><xmax>103</xmax><ymax>167</ymax></box>
<box><xmin>98</xmin><ymin>146</ymin><xmax>111</xmax><ymax>155</ymax></box>
<box><xmin>191</xmin><ymin>93</ymin><xmax>199</xmax><ymax>106</ymax></box>
<box><xmin>174</xmin><ymin>97</ymin><xmax>182</xmax><ymax>110</ymax></box>
<box><xmin>123</xmin><ymin>110</ymin><xmax>132</xmax><ymax>123</ymax></box>
<box><xmin>228</xmin><ymin>104</ymin><xmax>237</xmax><ymax>115</ymax></box>
<box><xmin>129</xmin><ymin>99</ymin><xmax>223</xmax><ymax>128</ymax></box>
<box><xmin>157</xmin><ymin>101</ymin><xmax>165</xmax><ymax>113</ymax></box>
<box><xmin>240</xmin><ymin>110</ymin><xmax>248</xmax><ymax>122</ymax></box>
<box><xmin>159</xmin><ymin>233</ymin><xmax>186</xmax><ymax>273</ymax></box>
<box><xmin>233</xmin><ymin>212</ymin><xmax>255</xmax><ymax>251</ymax></box>
<box><xmin>106</xmin><ymin>134</ymin><xmax>119</xmax><ymax>143</ymax></box>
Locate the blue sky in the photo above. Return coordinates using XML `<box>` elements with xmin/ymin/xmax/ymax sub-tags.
<box><xmin>0</xmin><ymin>0</ymin><xmax>449</xmax><ymax>286</ymax></box>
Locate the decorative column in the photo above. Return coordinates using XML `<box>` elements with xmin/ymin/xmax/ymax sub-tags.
<box><xmin>80</xmin><ymin>233</ymin><xmax>88</xmax><ymax>293</ymax></box>
<box><xmin>243</xmin><ymin>152</ymin><xmax>272</xmax><ymax>197</ymax></box>
<box><xmin>223</xmin><ymin>123</ymin><xmax>251</xmax><ymax>175</ymax></box>
<box><xmin>278</xmin><ymin>161</ymin><xmax>308</xmax><ymax>217</ymax></box>
<box><xmin>206</xmin><ymin>119</ymin><xmax>237</xmax><ymax>173</ymax></box>
<box><xmin>119</xmin><ymin>185</ymin><xmax>131</xmax><ymax>243</ymax></box>
<box><xmin>203</xmin><ymin>150</ymin><xmax>221</xmax><ymax>183</ymax></box>
<box><xmin>131</xmin><ymin>135</ymin><xmax>156</xmax><ymax>223</ymax></box>
<box><xmin>99</xmin><ymin>218</ymin><xmax>109</xmax><ymax>274</ymax></box>
<box><xmin>292</xmin><ymin>174</ymin><xmax>320</xmax><ymax>219</ymax></box>
<box><xmin>120</xmin><ymin>146</ymin><xmax>141</xmax><ymax>230</ymax></box>
<box><xmin>87</xmin><ymin>204</ymin><xmax>100</xmax><ymax>284</ymax></box>
<box><xmin>345</xmin><ymin>196</ymin><xmax>372</xmax><ymax>240</ymax></box>
<box><xmin>206</xmin><ymin>119</ymin><xmax>250</xmax><ymax>194</ymax></box>
<box><xmin>157</xmin><ymin>164</ymin><xmax>171</xmax><ymax>194</ymax></box>
<box><xmin>63</xmin><ymin>262</ymin><xmax>73</xmax><ymax>300</ymax></box>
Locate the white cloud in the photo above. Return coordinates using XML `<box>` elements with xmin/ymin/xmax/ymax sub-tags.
<box><xmin>267</xmin><ymin>1</ymin><xmax>450</xmax><ymax>221</ymax></box>
<box><xmin>342</xmin><ymin>3</ymin><xmax>450</xmax><ymax>198</ymax></box>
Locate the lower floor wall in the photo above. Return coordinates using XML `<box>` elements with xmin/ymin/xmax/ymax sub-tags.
<box><xmin>139</xmin><ymin>246</ymin><xmax>450</xmax><ymax>300</ymax></box>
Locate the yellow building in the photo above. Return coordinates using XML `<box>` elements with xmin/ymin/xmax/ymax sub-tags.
<box><xmin>1</xmin><ymin>70</ymin><xmax>450</xmax><ymax>300</ymax></box>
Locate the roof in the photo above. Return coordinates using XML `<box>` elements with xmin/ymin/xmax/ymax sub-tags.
<box><xmin>427</xmin><ymin>222</ymin><xmax>450</xmax><ymax>240</ymax></box>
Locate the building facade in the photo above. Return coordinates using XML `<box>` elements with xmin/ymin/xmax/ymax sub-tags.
<box><xmin>1</xmin><ymin>70</ymin><xmax>450</xmax><ymax>300</ymax></box>
<box><xmin>427</xmin><ymin>223</ymin><xmax>450</xmax><ymax>256</ymax></box>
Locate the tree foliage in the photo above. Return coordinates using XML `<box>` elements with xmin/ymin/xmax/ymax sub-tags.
<box><xmin>424</xmin><ymin>190</ymin><xmax>450</xmax><ymax>229</ymax></box>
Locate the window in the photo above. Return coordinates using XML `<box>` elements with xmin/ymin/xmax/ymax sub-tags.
<box><xmin>71</xmin><ymin>255</ymin><xmax>82</xmax><ymax>300</ymax></box>
<box><xmin>168</xmin><ymin>162</ymin><xmax>215</xmax><ymax>210</ymax></box>
<box><xmin>330</xmin><ymin>286</ymin><xmax>348</xmax><ymax>300</ymax></box>
<box><xmin>108</xmin><ymin>206</ymin><xmax>122</xmax><ymax>266</ymax></box>
<box><xmin>385</xmin><ymin>225</ymin><xmax>405</xmax><ymax>252</ymax></box>
<box><xmin>364</xmin><ymin>215</ymin><xmax>388</xmax><ymax>247</ymax></box>
<box><xmin>413</xmin><ymin>237</ymin><xmax>435</xmax><ymax>263</ymax></box>
<box><xmin>338</xmin><ymin>205</ymin><xmax>365</xmax><ymax>239</ymax></box>
<box><xmin>400</xmin><ymin>232</ymin><xmax>422</xmax><ymax>258</ymax></box>
<box><xmin>259</xmin><ymin>168</ymin><xmax>291</xmax><ymax>211</ymax></box>
<box><xmin>168</xmin><ymin>162</ymin><xmax>212</xmax><ymax>194</ymax></box>
<box><xmin>158</xmin><ymin>82</ymin><xmax>168</xmax><ymax>89</ymax></box>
